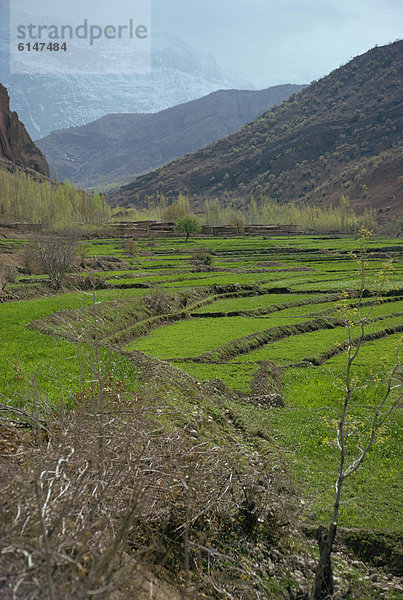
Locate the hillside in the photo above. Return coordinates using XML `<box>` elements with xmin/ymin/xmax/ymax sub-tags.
<box><xmin>37</xmin><ymin>85</ymin><xmax>303</xmax><ymax>189</ymax></box>
<box><xmin>0</xmin><ymin>84</ymin><xmax>49</xmax><ymax>178</ymax></box>
<box><xmin>110</xmin><ymin>41</ymin><xmax>403</xmax><ymax>215</ymax></box>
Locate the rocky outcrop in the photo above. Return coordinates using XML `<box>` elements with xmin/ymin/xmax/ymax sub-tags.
<box><xmin>0</xmin><ymin>84</ymin><xmax>49</xmax><ymax>177</ymax></box>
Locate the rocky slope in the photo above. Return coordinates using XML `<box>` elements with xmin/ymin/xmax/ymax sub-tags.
<box><xmin>0</xmin><ymin>84</ymin><xmax>49</xmax><ymax>177</ymax></box>
<box><xmin>110</xmin><ymin>40</ymin><xmax>402</xmax><ymax>215</ymax></box>
<box><xmin>37</xmin><ymin>84</ymin><xmax>303</xmax><ymax>189</ymax></box>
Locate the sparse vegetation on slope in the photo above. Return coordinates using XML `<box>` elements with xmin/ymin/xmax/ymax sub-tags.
<box><xmin>37</xmin><ymin>85</ymin><xmax>303</xmax><ymax>189</ymax></box>
<box><xmin>111</xmin><ymin>40</ymin><xmax>403</xmax><ymax>218</ymax></box>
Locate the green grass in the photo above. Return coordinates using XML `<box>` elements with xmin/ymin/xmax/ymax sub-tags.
<box><xmin>0</xmin><ymin>291</ymin><xmax>140</xmax><ymax>405</ymax></box>
<box><xmin>83</xmin><ymin>239</ymin><xmax>124</xmax><ymax>257</ymax></box>
<box><xmin>254</xmin><ymin>404</ymin><xmax>402</xmax><ymax>531</ymax></box>
<box><xmin>261</xmin><ymin>330</ymin><xmax>403</xmax><ymax>531</ymax></box>
<box><xmin>130</xmin><ymin>297</ymin><xmax>402</xmax><ymax>366</ymax></box>
<box><xmin>124</xmin><ymin>312</ymin><xmax>329</xmax><ymax>359</ymax></box>
<box><xmin>165</xmin><ymin>271</ymin><xmax>297</xmax><ymax>288</ymax></box>
<box><xmin>1</xmin><ymin>232</ymin><xmax>402</xmax><ymax>534</ymax></box>
<box><xmin>150</xmin><ymin>234</ymin><xmax>403</xmax><ymax>259</ymax></box>
<box><xmin>106</xmin><ymin>274</ymin><xmax>182</xmax><ymax>286</ymax></box>
<box><xmin>326</xmin><ymin>332</ymin><xmax>402</xmax><ymax>369</ymax></box>
<box><xmin>232</xmin><ymin>314</ymin><xmax>401</xmax><ymax>365</ymax></box>
<box><xmin>193</xmin><ymin>293</ymin><xmax>312</xmax><ymax>313</ymax></box>
<box><xmin>171</xmin><ymin>361</ymin><xmax>258</xmax><ymax>393</ymax></box>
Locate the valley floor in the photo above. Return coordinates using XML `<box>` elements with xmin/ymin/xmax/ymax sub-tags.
<box><xmin>0</xmin><ymin>232</ymin><xmax>402</xmax><ymax>598</ymax></box>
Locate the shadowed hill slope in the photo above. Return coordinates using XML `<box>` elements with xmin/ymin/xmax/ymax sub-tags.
<box><xmin>110</xmin><ymin>41</ymin><xmax>402</xmax><ymax>216</ymax></box>
<box><xmin>37</xmin><ymin>85</ymin><xmax>302</xmax><ymax>189</ymax></box>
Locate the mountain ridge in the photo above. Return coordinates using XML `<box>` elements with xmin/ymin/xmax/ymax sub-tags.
<box><xmin>37</xmin><ymin>84</ymin><xmax>303</xmax><ymax>189</ymax></box>
<box><xmin>1</xmin><ymin>33</ymin><xmax>253</xmax><ymax>139</ymax></box>
<box><xmin>110</xmin><ymin>40</ymin><xmax>402</xmax><ymax>215</ymax></box>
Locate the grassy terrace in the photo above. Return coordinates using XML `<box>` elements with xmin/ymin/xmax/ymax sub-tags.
<box><xmin>1</xmin><ymin>233</ymin><xmax>402</xmax><ymax>535</ymax></box>
<box><xmin>0</xmin><ymin>289</ymin><xmax>146</xmax><ymax>403</ymax></box>
<box><xmin>125</xmin><ymin>313</ymin><xmax>310</xmax><ymax>358</ymax></box>
<box><xmin>231</xmin><ymin>315</ymin><xmax>401</xmax><ymax>364</ymax></box>
<box><xmin>193</xmin><ymin>293</ymin><xmax>312</xmax><ymax>313</ymax></box>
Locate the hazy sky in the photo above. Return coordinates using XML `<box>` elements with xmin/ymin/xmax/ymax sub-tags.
<box><xmin>2</xmin><ymin>0</ymin><xmax>402</xmax><ymax>86</ymax></box>
<box><xmin>152</xmin><ymin>0</ymin><xmax>402</xmax><ymax>86</ymax></box>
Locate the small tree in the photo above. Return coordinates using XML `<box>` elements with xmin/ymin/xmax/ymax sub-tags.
<box><xmin>230</xmin><ymin>212</ymin><xmax>246</xmax><ymax>235</ymax></box>
<box><xmin>32</xmin><ymin>236</ymin><xmax>78</xmax><ymax>289</ymax></box>
<box><xmin>124</xmin><ymin>239</ymin><xmax>139</xmax><ymax>257</ymax></box>
<box><xmin>176</xmin><ymin>215</ymin><xmax>202</xmax><ymax>242</ymax></box>
<box><xmin>0</xmin><ymin>262</ymin><xmax>16</xmax><ymax>294</ymax></box>
<box><xmin>190</xmin><ymin>247</ymin><xmax>214</xmax><ymax>271</ymax></box>
<box><xmin>162</xmin><ymin>193</ymin><xmax>190</xmax><ymax>222</ymax></box>
<box><xmin>143</xmin><ymin>288</ymin><xmax>172</xmax><ymax>314</ymax></box>
<box><xmin>191</xmin><ymin>247</ymin><xmax>213</xmax><ymax>266</ymax></box>
<box><xmin>78</xmin><ymin>242</ymin><xmax>88</xmax><ymax>268</ymax></box>
<box><xmin>339</xmin><ymin>194</ymin><xmax>350</xmax><ymax>232</ymax></box>
<box><xmin>313</xmin><ymin>228</ymin><xmax>402</xmax><ymax>599</ymax></box>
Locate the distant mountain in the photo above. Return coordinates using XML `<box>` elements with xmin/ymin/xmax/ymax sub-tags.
<box><xmin>37</xmin><ymin>85</ymin><xmax>303</xmax><ymax>189</ymax></box>
<box><xmin>0</xmin><ymin>84</ymin><xmax>49</xmax><ymax>177</ymax></box>
<box><xmin>110</xmin><ymin>41</ymin><xmax>403</xmax><ymax>215</ymax></box>
<box><xmin>1</xmin><ymin>34</ymin><xmax>253</xmax><ymax>140</ymax></box>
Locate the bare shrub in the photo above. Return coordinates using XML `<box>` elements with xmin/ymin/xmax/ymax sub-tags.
<box><xmin>77</xmin><ymin>242</ymin><xmax>88</xmax><ymax>268</ymax></box>
<box><xmin>30</xmin><ymin>237</ymin><xmax>78</xmax><ymax>289</ymax></box>
<box><xmin>123</xmin><ymin>239</ymin><xmax>139</xmax><ymax>256</ymax></box>
<box><xmin>0</xmin><ymin>386</ymin><xmax>157</xmax><ymax>598</ymax></box>
<box><xmin>143</xmin><ymin>288</ymin><xmax>173</xmax><ymax>314</ymax></box>
<box><xmin>191</xmin><ymin>247</ymin><xmax>214</xmax><ymax>271</ymax></box>
<box><xmin>23</xmin><ymin>246</ymin><xmax>43</xmax><ymax>276</ymax></box>
<box><xmin>0</xmin><ymin>262</ymin><xmax>16</xmax><ymax>293</ymax></box>
<box><xmin>0</xmin><ymin>383</ymin><xmax>281</xmax><ymax>599</ymax></box>
<box><xmin>145</xmin><ymin>238</ymin><xmax>158</xmax><ymax>248</ymax></box>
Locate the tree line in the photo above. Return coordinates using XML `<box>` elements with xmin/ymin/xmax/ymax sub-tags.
<box><xmin>115</xmin><ymin>193</ymin><xmax>379</xmax><ymax>234</ymax></box>
<box><xmin>0</xmin><ymin>167</ymin><xmax>381</xmax><ymax>234</ymax></box>
<box><xmin>0</xmin><ymin>169</ymin><xmax>110</xmax><ymax>229</ymax></box>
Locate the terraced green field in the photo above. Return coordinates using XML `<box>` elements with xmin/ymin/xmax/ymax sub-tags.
<box><xmin>0</xmin><ymin>289</ymin><xmax>145</xmax><ymax>403</ymax></box>
<box><xmin>230</xmin><ymin>309</ymin><xmax>402</xmax><ymax>364</ymax></box>
<box><xmin>193</xmin><ymin>293</ymin><xmax>312</xmax><ymax>313</ymax></box>
<box><xmin>1</xmin><ymin>233</ymin><xmax>402</xmax><ymax>533</ymax></box>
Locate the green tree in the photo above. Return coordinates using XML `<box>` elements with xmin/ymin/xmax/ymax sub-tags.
<box><xmin>176</xmin><ymin>216</ymin><xmax>202</xmax><ymax>242</ymax></box>
<box><xmin>339</xmin><ymin>194</ymin><xmax>350</xmax><ymax>231</ymax></box>
<box><xmin>162</xmin><ymin>194</ymin><xmax>190</xmax><ymax>222</ymax></box>
<box><xmin>249</xmin><ymin>195</ymin><xmax>260</xmax><ymax>223</ymax></box>
<box><xmin>229</xmin><ymin>212</ymin><xmax>246</xmax><ymax>234</ymax></box>
<box><xmin>204</xmin><ymin>198</ymin><xmax>224</xmax><ymax>226</ymax></box>
<box><xmin>0</xmin><ymin>169</ymin><xmax>110</xmax><ymax>228</ymax></box>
